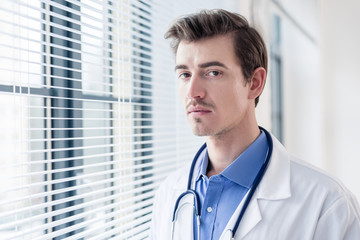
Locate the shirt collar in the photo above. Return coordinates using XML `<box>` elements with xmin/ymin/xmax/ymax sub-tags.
<box><xmin>195</xmin><ymin>148</ymin><xmax>209</xmax><ymax>181</ymax></box>
<box><xmin>196</xmin><ymin>130</ymin><xmax>269</xmax><ymax>188</ymax></box>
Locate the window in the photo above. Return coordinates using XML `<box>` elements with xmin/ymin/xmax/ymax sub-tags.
<box><xmin>0</xmin><ymin>0</ymin><xmax>217</xmax><ymax>239</ymax></box>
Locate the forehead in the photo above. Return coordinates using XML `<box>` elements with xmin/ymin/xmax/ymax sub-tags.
<box><xmin>175</xmin><ymin>35</ymin><xmax>238</xmax><ymax>67</ymax></box>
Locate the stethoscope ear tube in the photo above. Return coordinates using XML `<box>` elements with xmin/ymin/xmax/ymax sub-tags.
<box><xmin>187</xmin><ymin>143</ymin><xmax>207</xmax><ymax>190</ymax></box>
<box><xmin>231</xmin><ymin>126</ymin><xmax>273</xmax><ymax>237</ymax></box>
<box><xmin>172</xmin><ymin>189</ymin><xmax>201</xmax><ymax>222</ymax></box>
<box><xmin>171</xmin><ymin>143</ymin><xmax>206</xmax><ymax>240</ymax></box>
<box><xmin>171</xmin><ymin>189</ymin><xmax>202</xmax><ymax>240</ymax></box>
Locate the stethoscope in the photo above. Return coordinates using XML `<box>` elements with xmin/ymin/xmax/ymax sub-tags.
<box><xmin>171</xmin><ymin>127</ymin><xmax>273</xmax><ymax>240</ymax></box>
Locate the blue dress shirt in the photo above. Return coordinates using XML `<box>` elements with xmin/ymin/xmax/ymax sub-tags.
<box><xmin>194</xmin><ymin>130</ymin><xmax>269</xmax><ymax>240</ymax></box>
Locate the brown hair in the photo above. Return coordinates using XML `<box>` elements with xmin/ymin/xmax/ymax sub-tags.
<box><xmin>164</xmin><ymin>9</ymin><xmax>268</xmax><ymax>106</ymax></box>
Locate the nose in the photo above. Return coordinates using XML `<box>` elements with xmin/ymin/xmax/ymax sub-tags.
<box><xmin>186</xmin><ymin>75</ymin><xmax>205</xmax><ymax>100</ymax></box>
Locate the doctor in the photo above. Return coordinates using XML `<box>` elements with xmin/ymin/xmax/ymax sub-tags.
<box><xmin>151</xmin><ymin>9</ymin><xmax>360</xmax><ymax>240</ymax></box>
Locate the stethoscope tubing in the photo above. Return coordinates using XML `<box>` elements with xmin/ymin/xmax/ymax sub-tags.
<box><xmin>171</xmin><ymin>126</ymin><xmax>273</xmax><ymax>240</ymax></box>
<box><xmin>231</xmin><ymin>126</ymin><xmax>273</xmax><ymax>237</ymax></box>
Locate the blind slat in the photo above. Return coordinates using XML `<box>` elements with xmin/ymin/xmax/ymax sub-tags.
<box><xmin>0</xmin><ymin>162</ymin><xmax>177</xmax><ymax>210</ymax></box>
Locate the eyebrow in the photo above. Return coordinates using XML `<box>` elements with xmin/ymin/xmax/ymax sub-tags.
<box><xmin>174</xmin><ymin>61</ymin><xmax>228</xmax><ymax>71</ymax></box>
<box><xmin>198</xmin><ymin>61</ymin><xmax>228</xmax><ymax>69</ymax></box>
<box><xmin>174</xmin><ymin>64</ymin><xmax>188</xmax><ymax>71</ymax></box>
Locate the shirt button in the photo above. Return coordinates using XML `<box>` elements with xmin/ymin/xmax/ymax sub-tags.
<box><xmin>207</xmin><ymin>207</ymin><xmax>213</xmax><ymax>213</ymax></box>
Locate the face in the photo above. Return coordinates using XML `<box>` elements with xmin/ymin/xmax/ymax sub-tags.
<box><xmin>176</xmin><ymin>35</ymin><xmax>254</xmax><ymax>138</ymax></box>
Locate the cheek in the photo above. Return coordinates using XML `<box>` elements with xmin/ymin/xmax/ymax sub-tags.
<box><xmin>217</xmin><ymin>87</ymin><xmax>238</xmax><ymax>104</ymax></box>
<box><xmin>220</xmin><ymin>88</ymin><xmax>247</xmax><ymax>111</ymax></box>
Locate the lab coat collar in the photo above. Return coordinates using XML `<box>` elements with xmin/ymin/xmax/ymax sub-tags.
<box><xmin>256</xmin><ymin>134</ymin><xmax>291</xmax><ymax>200</ymax></box>
<box><xmin>221</xmin><ymin>134</ymin><xmax>291</xmax><ymax>239</ymax></box>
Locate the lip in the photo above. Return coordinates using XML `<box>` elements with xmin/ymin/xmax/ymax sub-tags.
<box><xmin>187</xmin><ymin>106</ymin><xmax>212</xmax><ymax>117</ymax></box>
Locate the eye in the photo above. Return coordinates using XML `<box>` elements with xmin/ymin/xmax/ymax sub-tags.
<box><xmin>178</xmin><ymin>72</ymin><xmax>191</xmax><ymax>80</ymax></box>
<box><xmin>205</xmin><ymin>70</ymin><xmax>222</xmax><ymax>79</ymax></box>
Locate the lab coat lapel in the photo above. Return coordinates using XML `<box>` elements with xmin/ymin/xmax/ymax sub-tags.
<box><xmin>255</xmin><ymin>135</ymin><xmax>291</xmax><ymax>201</ymax></box>
<box><xmin>220</xmin><ymin>135</ymin><xmax>291</xmax><ymax>239</ymax></box>
<box><xmin>219</xmin><ymin>190</ymin><xmax>262</xmax><ymax>240</ymax></box>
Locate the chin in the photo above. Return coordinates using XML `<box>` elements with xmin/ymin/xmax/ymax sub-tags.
<box><xmin>189</xmin><ymin>119</ymin><xmax>212</xmax><ymax>136</ymax></box>
<box><xmin>191</xmin><ymin>129</ymin><xmax>204</xmax><ymax>136</ymax></box>
<box><xmin>192</xmin><ymin>132</ymin><xmax>207</xmax><ymax>137</ymax></box>
<box><xmin>191</xmin><ymin>127</ymin><xmax>207</xmax><ymax>137</ymax></box>
<box><xmin>191</xmin><ymin>127</ymin><xmax>215</xmax><ymax>137</ymax></box>
<box><xmin>191</xmin><ymin>124</ymin><xmax>233</xmax><ymax>139</ymax></box>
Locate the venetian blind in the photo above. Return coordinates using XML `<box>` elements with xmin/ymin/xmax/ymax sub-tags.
<box><xmin>0</xmin><ymin>0</ymin><xmax>215</xmax><ymax>239</ymax></box>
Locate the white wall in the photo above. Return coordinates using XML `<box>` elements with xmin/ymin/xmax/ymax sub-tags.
<box><xmin>320</xmin><ymin>0</ymin><xmax>360</xmax><ymax>200</ymax></box>
<box><xmin>251</xmin><ymin>0</ymin><xmax>360</xmax><ymax>200</ymax></box>
<box><xmin>281</xmin><ymin>22</ymin><xmax>324</xmax><ymax>168</ymax></box>
<box><xmin>274</xmin><ymin>1</ymin><xmax>324</xmax><ymax>168</ymax></box>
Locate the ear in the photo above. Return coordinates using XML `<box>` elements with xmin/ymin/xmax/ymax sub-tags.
<box><xmin>248</xmin><ymin>67</ymin><xmax>267</xmax><ymax>101</ymax></box>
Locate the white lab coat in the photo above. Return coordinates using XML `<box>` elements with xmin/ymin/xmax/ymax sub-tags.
<box><xmin>150</xmin><ymin>135</ymin><xmax>360</xmax><ymax>239</ymax></box>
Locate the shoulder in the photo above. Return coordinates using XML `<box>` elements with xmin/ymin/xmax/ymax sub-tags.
<box><xmin>288</xmin><ymin>157</ymin><xmax>360</xmax><ymax>238</ymax></box>
<box><xmin>289</xmin><ymin>156</ymin><xmax>353</xmax><ymax>198</ymax></box>
<box><xmin>157</xmin><ymin>163</ymin><xmax>191</xmax><ymax>193</ymax></box>
<box><xmin>269</xmin><ymin>134</ymin><xmax>359</xmax><ymax>217</ymax></box>
<box><xmin>288</xmin><ymin>154</ymin><xmax>360</xmax><ymax>221</ymax></box>
<box><xmin>270</xmin><ymin>135</ymin><xmax>355</xmax><ymax>202</ymax></box>
<box><xmin>153</xmin><ymin>162</ymin><xmax>192</xmax><ymax>212</ymax></box>
<box><xmin>153</xmin><ymin>163</ymin><xmax>191</xmax><ymax>216</ymax></box>
<box><xmin>150</xmin><ymin>163</ymin><xmax>191</xmax><ymax>239</ymax></box>
<box><xmin>260</xmin><ymin>137</ymin><xmax>360</xmax><ymax>238</ymax></box>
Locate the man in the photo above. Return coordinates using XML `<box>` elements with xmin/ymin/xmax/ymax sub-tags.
<box><xmin>151</xmin><ymin>9</ymin><xmax>360</xmax><ymax>240</ymax></box>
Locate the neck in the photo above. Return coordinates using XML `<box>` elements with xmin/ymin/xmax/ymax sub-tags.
<box><xmin>205</xmin><ymin>121</ymin><xmax>260</xmax><ymax>177</ymax></box>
